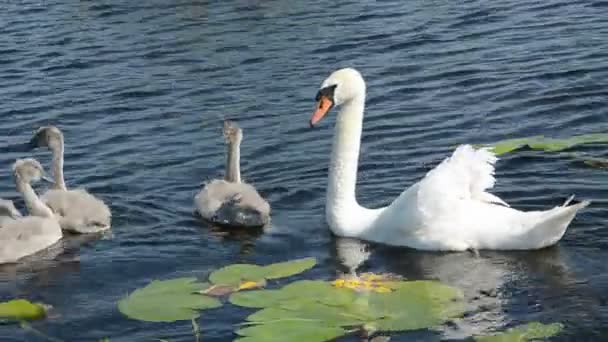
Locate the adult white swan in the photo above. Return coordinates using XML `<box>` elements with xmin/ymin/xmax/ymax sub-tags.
<box><xmin>309</xmin><ymin>68</ymin><xmax>590</xmax><ymax>251</ymax></box>
<box><xmin>0</xmin><ymin>159</ymin><xmax>63</xmax><ymax>264</ymax></box>
<box><xmin>30</xmin><ymin>126</ymin><xmax>111</xmax><ymax>233</ymax></box>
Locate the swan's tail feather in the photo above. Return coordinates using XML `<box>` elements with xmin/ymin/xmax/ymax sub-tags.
<box><xmin>524</xmin><ymin>198</ymin><xmax>590</xmax><ymax>249</ymax></box>
<box><xmin>562</xmin><ymin>195</ymin><xmax>576</xmax><ymax>206</ymax></box>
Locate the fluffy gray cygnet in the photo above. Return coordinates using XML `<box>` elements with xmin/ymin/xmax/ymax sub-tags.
<box><xmin>195</xmin><ymin>120</ymin><xmax>270</xmax><ymax>228</ymax></box>
<box><xmin>0</xmin><ymin>159</ymin><xmax>62</xmax><ymax>264</ymax></box>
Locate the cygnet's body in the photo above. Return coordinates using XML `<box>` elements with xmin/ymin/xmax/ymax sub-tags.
<box><xmin>30</xmin><ymin>126</ymin><xmax>111</xmax><ymax>233</ymax></box>
<box><xmin>195</xmin><ymin>120</ymin><xmax>270</xmax><ymax>228</ymax></box>
<box><xmin>0</xmin><ymin>159</ymin><xmax>63</xmax><ymax>264</ymax></box>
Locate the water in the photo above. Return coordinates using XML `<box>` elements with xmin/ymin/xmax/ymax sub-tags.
<box><xmin>0</xmin><ymin>0</ymin><xmax>607</xmax><ymax>340</ymax></box>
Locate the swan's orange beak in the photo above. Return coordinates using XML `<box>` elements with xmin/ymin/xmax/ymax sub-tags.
<box><xmin>310</xmin><ymin>95</ymin><xmax>334</xmax><ymax>127</ymax></box>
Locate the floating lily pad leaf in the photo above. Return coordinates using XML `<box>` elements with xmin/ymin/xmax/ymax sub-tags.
<box><xmin>230</xmin><ymin>281</ymin><xmax>356</xmax><ymax>309</ymax></box>
<box><xmin>262</xmin><ymin>257</ymin><xmax>316</xmax><ymax>280</ymax></box>
<box><xmin>364</xmin><ymin>281</ymin><xmax>464</xmax><ymax>332</ymax></box>
<box><xmin>281</xmin><ymin>280</ymin><xmax>358</xmax><ymax>307</ymax></box>
<box><xmin>209</xmin><ymin>264</ymin><xmax>267</xmax><ymax>287</ymax></box>
<box><xmin>0</xmin><ymin>299</ymin><xmax>46</xmax><ymax>321</ymax></box>
<box><xmin>475</xmin><ymin>322</ymin><xmax>564</xmax><ymax>342</ymax></box>
<box><xmin>229</xmin><ymin>289</ymin><xmax>285</xmax><ymax>308</ymax></box>
<box><xmin>234</xmin><ymin>278</ymin><xmax>465</xmax><ymax>340</ymax></box>
<box><xmin>210</xmin><ymin>258</ymin><xmax>317</xmax><ymax>287</ymax></box>
<box><xmin>480</xmin><ymin>134</ymin><xmax>608</xmax><ymax>156</ymax></box>
<box><xmin>118</xmin><ymin>278</ymin><xmax>221</xmax><ymax>322</ymax></box>
<box><xmin>247</xmin><ymin>302</ymin><xmax>366</xmax><ymax>327</ymax></box>
<box><xmin>235</xmin><ymin>320</ymin><xmax>347</xmax><ymax>342</ymax></box>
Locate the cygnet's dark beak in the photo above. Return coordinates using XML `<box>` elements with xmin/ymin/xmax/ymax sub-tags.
<box><xmin>29</xmin><ymin>133</ymin><xmax>44</xmax><ymax>149</ymax></box>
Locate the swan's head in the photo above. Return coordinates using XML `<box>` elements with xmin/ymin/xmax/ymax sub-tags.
<box><xmin>223</xmin><ymin>120</ymin><xmax>243</xmax><ymax>145</ymax></box>
<box><xmin>12</xmin><ymin>158</ymin><xmax>52</xmax><ymax>185</ymax></box>
<box><xmin>30</xmin><ymin>125</ymin><xmax>64</xmax><ymax>151</ymax></box>
<box><xmin>310</xmin><ymin>68</ymin><xmax>366</xmax><ymax>127</ymax></box>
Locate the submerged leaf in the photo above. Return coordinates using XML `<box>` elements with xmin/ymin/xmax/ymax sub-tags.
<box><xmin>235</xmin><ymin>320</ymin><xmax>347</xmax><ymax>342</ymax></box>
<box><xmin>0</xmin><ymin>299</ymin><xmax>46</xmax><ymax>321</ymax></box>
<box><xmin>118</xmin><ymin>277</ymin><xmax>221</xmax><ymax>322</ymax></box>
<box><xmin>583</xmin><ymin>157</ymin><xmax>608</xmax><ymax>169</ymax></box>
<box><xmin>210</xmin><ymin>258</ymin><xmax>317</xmax><ymax>286</ymax></box>
<box><xmin>480</xmin><ymin>134</ymin><xmax>608</xmax><ymax>156</ymax></box>
<box><xmin>475</xmin><ymin>322</ymin><xmax>564</xmax><ymax>342</ymax></box>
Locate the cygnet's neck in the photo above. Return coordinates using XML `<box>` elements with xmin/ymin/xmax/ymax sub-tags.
<box><xmin>51</xmin><ymin>143</ymin><xmax>67</xmax><ymax>190</ymax></box>
<box><xmin>17</xmin><ymin>180</ymin><xmax>54</xmax><ymax>218</ymax></box>
<box><xmin>225</xmin><ymin>140</ymin><xmax>241</xmax><ymax>183</ymax></box>
<box><xmin>326</xmin><ymin>95</ymin><xmax>381</xmax><ymax>236</ymax></box>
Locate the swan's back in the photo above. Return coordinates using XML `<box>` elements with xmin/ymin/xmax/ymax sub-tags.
<box><xmin>195</xmin><ymin>179</ymin><xmax>270</xmax><ymax>228</ymax></box>
<box><xmin>0</xmin><ymin>216</ymin><xmax>62</xmax><ymax>263</ymax></box>
<box><xmin>41</xmin><ymin>188</ymin><xmax>111</xmax><ymax>233</ymax></box>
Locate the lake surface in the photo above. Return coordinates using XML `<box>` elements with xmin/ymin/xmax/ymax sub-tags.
<box><xmin>1</xmin><ymin>0</ymin><xmax>608</xmax><ymax>340</ymax></box>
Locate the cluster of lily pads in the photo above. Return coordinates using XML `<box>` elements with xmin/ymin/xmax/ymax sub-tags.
<box><xmin>112</xmin><ymin>257</ymin><xmax>562</xmax><ymax>341</ymax></box>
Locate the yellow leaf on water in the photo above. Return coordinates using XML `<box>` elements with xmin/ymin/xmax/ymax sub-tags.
<box><xmin>238</xmin><ymin>280</ymin><xmax>265</xmax><ymax>291</ymax></box>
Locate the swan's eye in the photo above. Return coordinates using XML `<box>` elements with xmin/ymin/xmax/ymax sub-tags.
<box><xmin>315</xmin><ymin>84</ymin><xmax>337</xmax><ymax>102</ymax></box>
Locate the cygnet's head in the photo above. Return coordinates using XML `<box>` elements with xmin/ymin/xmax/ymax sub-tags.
<box><xmin>310</xmin><ymin>68</ymin><xmax>366</xmax><ymax>127</ymax></box>
<box><xmin>30</xmin><ymin>125</ymin><xmax>64</xmax><ymax>151</ymax></box>
<box><xmin>12</xmin><ymin>158</ymin><xmax>50</xmax><ymax>185</ymax></box>
<box><xmin>223</xmin><ymin>120</ymin><xmax>243</xmax><ymax>145</ymax></box>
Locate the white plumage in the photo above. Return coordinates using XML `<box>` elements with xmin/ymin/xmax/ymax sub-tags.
<box><xmin>310</xmin><ymin>68</ymin><xmax>589</xmax><ymax>251</ymax></box>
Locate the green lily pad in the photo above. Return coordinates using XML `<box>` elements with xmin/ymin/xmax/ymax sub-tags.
<box><xmin>209</xmin><ymin>264</ymin><xmax>267</xmax><ymax>286</ymax></box>
<box><xmin>0</xmin><ymin>299</ymin><xmax>46</xmax><ymax>321</ymax></box>
<box><xmin>247</xmin><ymin>302</ymin><xmax>367</xmax><ymax>327</ymax></box>
<box><xmin>210</xmin><ymin>258</ymin><xmax>317</xmax><ymax>286</ymax></box>
<box><xmin>475</xmin><ymin>322</ymin><xmax>564</xmax><ymax>342</ymax></box>
<box><xmin>234</xmin><ymin>278</ymin><xmax>465</xmax><ymax>341</ymax></box>
<box><xmin>229</xmin><ymin>289</ymin><xmax>285</xmax><ymax>308</ymax></box>
<box><xmin>262</xmin><ymin>257</ymin><xmax>316</xmax><ymax>280</ymax></box>
<box><xmin>117</xmin><ymin>277</ymin><xmax>221</xmax><ymax>322</ymax></box>
<box><xmin>229</xmin><ymin>280</ymin><xmax>357</xmax><ymax>309</ymax></box>
<box><xmin>235</xmin><ymin>320</ymin><xmax>348</xmax><ymax>342</ymax></box>
<box><xmin>480</xmin><ymin>133</ymin><xmax>608</xmax><ymax>156</ymax></box>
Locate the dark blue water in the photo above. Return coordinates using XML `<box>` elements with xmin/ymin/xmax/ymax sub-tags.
<box><xmin>1</xmin><ymin>0</ymin><xmax>608</xmax><ymax>340</ymax></box>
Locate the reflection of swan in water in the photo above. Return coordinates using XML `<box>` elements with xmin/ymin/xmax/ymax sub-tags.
<box><xmin>0</xmin><ymin>159</ymin><xmax>63</xmax><ymax>264</ymax></box>
<box><xmin>333</xmin><ymin>237</ymin><xmax>370</xmax><ymax>276</ymax></box>
<box><xmin>30</xmin><ymin>126</ymin><xmax>112</xmax><ymax>234</ymax></box>
<box><xmin>332</xmin><ymin>238</ymin><xmax>588</xmax><ymax>339</ymax></box>
<box><xmin>195</xmin><ymin>120</ymin><xmax>270</xmax><ymax>228</ymax></box>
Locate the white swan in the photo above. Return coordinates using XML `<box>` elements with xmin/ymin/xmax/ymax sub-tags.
<box><xmin>0</xmin><ymin>159</ymin><xmax>63</xmax><ymax>264</ymax></box>
<box><xmin>195</xmin><ymin>120</ymin><xmax>270</xmax><ymax>228</ymax></box>
<box><xmin>309</xmin><ymin>68</ymin><xmax>590</xmax><ymax>251</ymax></box>
<box><xmin>30</xmin><ymin>126</ymin><xmax>111</xmax><ymax>234</ymax></box>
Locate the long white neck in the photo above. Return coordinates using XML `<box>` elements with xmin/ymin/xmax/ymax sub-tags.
<box><xmin>17</xmin><ymin>181</ymin><xmax>55</xmax><ymax>218</ymax></box>
<box><xmin>327</xmin><ymin>97</ymin><xmax>365</xmax><ymax>210</ymax></box>
<box><xmin>326</xmin><ymin>94</ymin><xmax>381</xmax><ymax>235</ymax></box>
<box><xmin>225</xmin><ymin>141</ymin><xmax>241</xmax><ymax>183</ymax></box>
<box><xmin>51</xmin><ymin>143</ymin><xmax>67</xmax><ymax>190</ymax></box>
